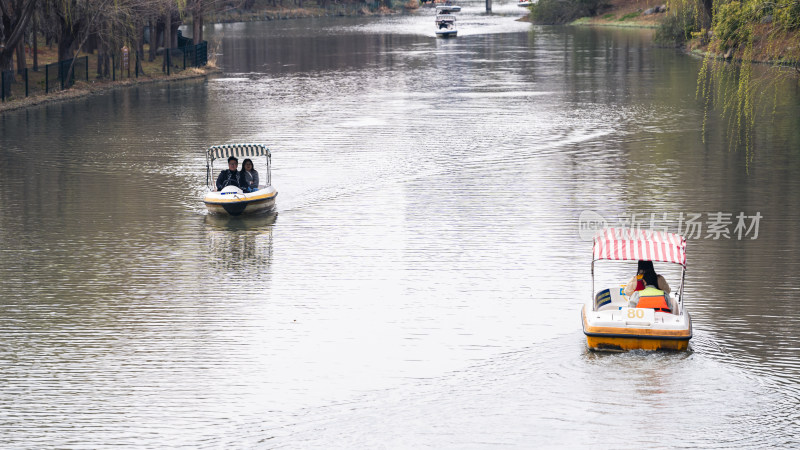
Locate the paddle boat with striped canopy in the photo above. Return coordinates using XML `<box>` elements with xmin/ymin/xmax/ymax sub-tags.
<box><xmin>435</xmin><ymin>14</ymin><xmax>457</xmax><ymax>37</ymax></box>
<box><xmin>204</xmin><ymin>144</ymin><xmax>278</xmax><ymax>216</ymax></box>
<box><xmin>581</xmin><ymin>228</ymin><xmax>692</xmax><ymax>351</ymax></box>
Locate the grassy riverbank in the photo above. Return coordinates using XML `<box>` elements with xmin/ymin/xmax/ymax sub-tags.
<box><xmin>0</xmin><ymin>68</ymin><xmax>221</xmax><ymax>114</ymax></box>
<box><xmin>562</xmin><ymin>0</ymin><xmax>800</xmax><ymax>68</ymax></box>
<box><xmin>570</xmin><ymin>0</ymin><xmax>664</xmax><ymax>28</ymax></box>
<box><xmin>1</xmin><ymin>0</ymin><xmax>420</xmax><ymax>114</ymax></box>
<box><xmin>0</xmin><ymin>41</ymin><xmax>223</xmax><ymax>114</ymax></box>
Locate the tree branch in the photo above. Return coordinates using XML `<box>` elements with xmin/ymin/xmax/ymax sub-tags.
<box><xmin>0</xmin><ymin>0</ymin><xmax>36</xmax><ymax>61</ymax></box>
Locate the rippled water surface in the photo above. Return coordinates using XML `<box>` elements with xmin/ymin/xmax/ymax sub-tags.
<box><xmin>2</xmin><ymin>2</ymin><xmax>800</xmax><ymax>447</ymax></box>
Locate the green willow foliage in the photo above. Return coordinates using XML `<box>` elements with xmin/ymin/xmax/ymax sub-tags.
<box><xmin>662</xmin><ymin>0</ymin><xmax>800</xmax><ymax>171</ymax></box>
<box><xmin>654</xmin><ymin>0</ymin><xmax>703</xmax><ymax>45</ymax></box>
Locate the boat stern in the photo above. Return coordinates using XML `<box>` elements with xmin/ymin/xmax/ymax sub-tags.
<box><xmin>581</xmin><ymin>304</ymin><xmax>692</xmax><ymax>352</ymax></box>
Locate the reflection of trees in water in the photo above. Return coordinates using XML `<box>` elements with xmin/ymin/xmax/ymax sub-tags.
<box><xmin>203</xmin><ymin>213</ymin><xmax>276</xmax><ymax>274</ymax></box>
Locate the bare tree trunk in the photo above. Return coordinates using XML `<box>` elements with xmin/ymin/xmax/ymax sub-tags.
<box><xmin>96</xmin><ymin>19</ymin><xmax>107</xmax><ymax>78</ymax></box>
<box><xmin>138</xmin><ymin>22</ymin><xmax>146</xmax><ymax>71</ymax></box>
<box><xmin>0</xmin><ymin>0</ymin><xmax>37</xmax><ymax>72</ymax></box>
<box><xmin>193</xmin><ymin>9</ymin><xmax>203</xmax><ymax>44</ymax></box>
<box><xmin>32</xmin><ymin>17</ymin><xmax>38</xmax><ymax>71</ymax></box>
<box><xmin>148</xmin><ymin>19</ymin><xmax>155</xmax><ymax>61</ymax></box>
<box><xmin>96</xmin><ymin>44</ymin><xmax>104</xmax><ymax>77</ymax></box>
<box><xmin>16</xmin><ymin>41</ymin><xmax>26</xmax><ymax>74</ymax></box>
<box><xmin>84</xmin><ymin>33</ymin><xmax>97</xmax><ymax>55</ymax></box>
<box><xmin>58</xmin><ymin>18</ymin><xmax>78</xmax><ymax>61</ymax></box>
<box><xmin>163</xmin><ymin>13</ymin><xmax>171</xmax><ymax>72</ymax></box>
<box><xmin>170</xmin><ymin>12</ymin><xmax>180</xmax><ymax>48</ymax></box>
<box><xmin>701</xmin><ymin>0</ymin><xmax>713</xmax><ymax>30</ymax></box>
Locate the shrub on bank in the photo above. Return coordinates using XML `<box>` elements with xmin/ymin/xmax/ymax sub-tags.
<box><xmin>654</xmin><ymin>1</ymin><xmax>701</xmax><ymax>46</ymax></box>
<box><xmin>772</xmin><ymin>0</ymin><xmax>800</xmax><ymax>31</ymax></box>
<box><xmin>529</xmin><ymin>0</ymin><xmax>609</xmax><ymax>24</ymax></box>
<box><xmin>655</xmin><ymin>0</ymin><xmax>799</xmax><ymax>65</ymax></box>
<box><xmin>711</xmin><ymin>1</ymin><xmax>753</xmax><ymax>52</ymax></box>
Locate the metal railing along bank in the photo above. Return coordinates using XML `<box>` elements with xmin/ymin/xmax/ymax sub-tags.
<box><xmin>2</xmin><ymin>41</ymin><xmax>208</xmax><ymax>103</ymax></box>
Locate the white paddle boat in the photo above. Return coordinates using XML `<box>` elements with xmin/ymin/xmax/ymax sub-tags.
<box><xmin>581</xmin><ymin>228</ymin><xmax>692</xmax><ymax>351</ymax></box>
<box><xmin>204</xmin><ymin>143</ymin><xmax>278</xmax><ymax>216</ymax></box>
<box><xmin>435</xmin><ymin>14</ymin><xmax>458</xmax><ymax>38</ymax></box>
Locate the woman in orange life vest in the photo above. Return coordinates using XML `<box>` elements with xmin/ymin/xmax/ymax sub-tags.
<box><xmin>627</xmin><ymin>268</ymin><xmax>672</xmax><ymax>312</ymax></box>
<box><xmin>623</xmin><ymin>260</ymin><xmax>670</xmax><ymax>297</ymax></box>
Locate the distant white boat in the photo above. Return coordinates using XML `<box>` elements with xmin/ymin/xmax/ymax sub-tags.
<box><xmin>518</xmin><ymin>0</ymin><xmax>535</xmax><ymax>6</ymax></box>
<box><xmin>435</xmin><ymin>14</ymin><xmax>457</xmax><ymax>38</ymax></box>
<box><xmin>436</xmin><ymin>4</ymin><xmax>461</xmax><ymax>13</ymax></box>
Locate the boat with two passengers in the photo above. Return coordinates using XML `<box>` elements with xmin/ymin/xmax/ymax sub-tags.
<box><xmin>435</xmin><ymin>14</ymin><xmax>458</xmax><ymax>37</ymax></box>
<box><xmin>581</xmin><ymin>228</ymin><xmax>692</xmax><ymax>351</ymax></box>
<box><xmin>203</xmin><ymin>143</ymin><xmax>278</xmax><ymax>216</ymax></box>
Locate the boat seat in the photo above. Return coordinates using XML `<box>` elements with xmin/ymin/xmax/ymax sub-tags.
<box><xmin>595</xmin><ymin>286</ymin><xmax>629</xmax><ymax>311</ymax></box>
<box><xmin>664</xmin><ymin>295</ymin><xmax>678</xmax><ymax>314</ymax></box>
<box><xmin>594</xmin><ymin>289</ymin><xmax>612</xmax><ymax>310</ymax></box>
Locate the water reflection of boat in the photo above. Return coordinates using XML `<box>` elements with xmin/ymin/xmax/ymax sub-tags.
<box><xmin>204</xmin><ymin>143</ymin><xmax>278</xmax><ymax>216</ymax></box>
<box><xmin>203</xmin><ymin>213</ymin><xmax>276</xmax><ymax>272</ymax></box>
<box><xmin>436</xmin><ymin>4</ymin><xmax>461</xmax><ymax>13</ymax></box>
<box><xmin>581</xmin><ymin>228</ymin><xmax>693</xmax><ymax>351</ymax></box>
<box><xmin>203</xmin><ymin>211</ymin><xmax>278</xmax><ymax>231</ymax></box>
<box><xmin>435</xmin><ymin>14</ymin><xmax>458</xmax><ymax>38</ymax></box>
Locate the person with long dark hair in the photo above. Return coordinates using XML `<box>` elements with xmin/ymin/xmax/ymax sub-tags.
<box><xmin>627</xmin><ymin>261</ymin><xmax>673</xmax><ymax>313</ymax></box>
<box><xmin>241</xmin><ymin>158</ymin><xmax>259</xmax><ymax>192</ymax></box>
<box><xmin>623</xmin><ymin>260</ymin><xmax>671</xmax><ymax>297</ymax></box>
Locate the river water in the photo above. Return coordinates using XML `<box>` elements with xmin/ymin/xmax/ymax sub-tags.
<box><xmin>2</xmin><ymin>2</ymin><xmax>800</xmax><ymax>447</ymax></box>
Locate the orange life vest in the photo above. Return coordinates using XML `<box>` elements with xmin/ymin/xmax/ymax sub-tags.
<box><xmin>636</xmin><ymin>286</ymin><xmax>671</xmax><ymax>313</ymax></box>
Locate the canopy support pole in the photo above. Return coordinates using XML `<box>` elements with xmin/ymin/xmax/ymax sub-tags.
<box><xmin>679</xmin><ymin>265</ymin><xmax>686</xmax><ymax>315</ymax></box>
<box><xmin>591</xmin><ymin>260</ymin><xmax>595</xmax><ymax>311</ymax></box>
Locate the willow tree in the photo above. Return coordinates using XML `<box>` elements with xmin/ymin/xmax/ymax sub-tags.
<box><xmin>48</xmin><ymin>0</ymin><xmax>89</xmax><ymax>60</ymax></box>
<box><xmin>0</xmin><ymin>0</ymin><xmax>37</xmax><ymax>72</ymax></box>
<box><xmin>662</xmin><ymin>0</ymin><xmax>800</xmax><ymax>169</ymax></box>
<box><xmin>187</xmin><ymin>0</ymin><xmax>209</xmax><ymax>44</ymax></box>
<box><xmin>93</xmin><ymin>0</ymin><xmax>137</xmax><ymax>77</ymax></box>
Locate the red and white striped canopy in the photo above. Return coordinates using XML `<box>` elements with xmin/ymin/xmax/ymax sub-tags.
<box><xmin>593</xmin><ymin>228</ymin><xmax>687</xmax><ymax>265</ymax></box>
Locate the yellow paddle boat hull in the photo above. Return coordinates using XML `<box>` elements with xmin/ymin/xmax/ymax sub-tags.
<box><xmin>204</xmin><ymin>186</ymin><xmax>278</xmax><ymax>216</ymax></box>
<box><xmin>581</xmin><ymin>304</ymin><xmax>692</xmax><ymax>352</ymax></box>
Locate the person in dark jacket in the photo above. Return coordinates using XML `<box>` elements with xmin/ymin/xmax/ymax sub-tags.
<box><xmin>216</xmin><ymin>156</ymin><xmax>246</xmax><ymax>191</ymax></box>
